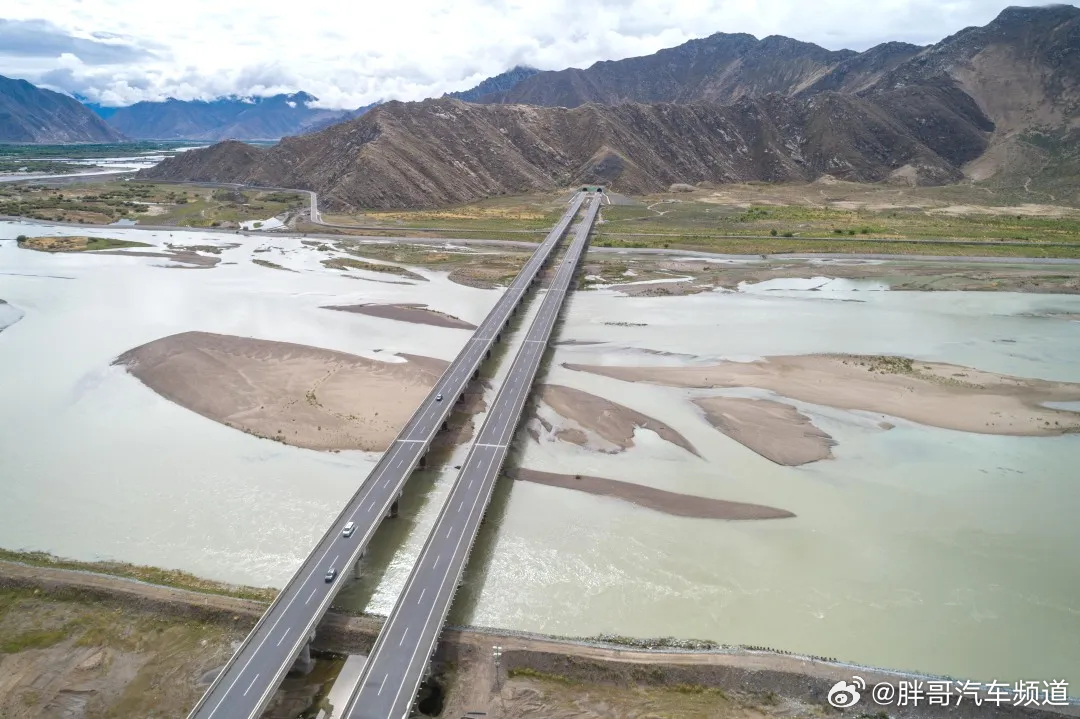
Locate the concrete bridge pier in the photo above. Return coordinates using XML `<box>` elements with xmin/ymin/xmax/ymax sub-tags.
<box><xmin>386</xmin><ymin>493</ymin><xmax>401</xmax><ymax>519</ymax></box>
<box><xmin>291</xmin><ymin>630</ymin><xmax>317</xmax><ymax>675</ymax></box>
<box><xmin>353</xmin><ymin>549</ymin><xmax>366</xmax><ymax>580</ymax></box>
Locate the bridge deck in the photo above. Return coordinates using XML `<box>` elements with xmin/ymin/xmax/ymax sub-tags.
<box><xmin>340</xmin><ymin>192</ymin><xmax>603</xmax><ymax>719</ymax></box>
<box><xmin>186</xmin><ymin>193</ymin><xmax>587</xmax><ymax>719</ymax></box>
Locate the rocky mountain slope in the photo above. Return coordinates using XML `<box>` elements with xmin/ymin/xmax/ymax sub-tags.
<box><xmin>478</xmin><ymin>34</ymin><xmax>862</xmax><ymax>107</ymax></box>
<box><xmin>99</xmin><ymin>92</ymin><xmax>361</xmax><ymax>141</ymax></box>
<box><xmin>476</xmin><ymin>4</ymin><xmax>1080</xmax><ymax>140</ymax></box>
<box><xmin>141</xmin><ymin>88</ymin><xmax>988</xmax><ymax>209</ymax></box>
<box><xmin>0</xmin><ymin>75</ymin><xmax>126</xmax><ymax>143</ymax></box>
<box><xmin>140</xmin><ymin>6</ymin><xmax>1079</xmax><ymax>207</ymax></box>
<box><xmin>446</xmin><ymin>66</ymin><xmax>540</xmax><ymax>102</ymax></box>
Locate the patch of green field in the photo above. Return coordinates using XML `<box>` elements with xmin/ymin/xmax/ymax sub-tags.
<box><xmin>597</xmin><ymin>201</ymin><xmax>1080</xmax><ymax>244</ymax></box>
<box><xmin>252</xmin><ymin>258</ymin><xmax>294</xmax><ymax>271</ymax></box>
<box><xmin>0</xmin><ymin>141</ymin><xmax>192</xmax><ymax>160</ymax></box>
<box><xmin>321</xmin><ymin>256</ymin><xmax>425</xmax><ymax>279</ymax></box>
<box><xmin>0</xmin><ymin>626</ymin><xmax>71</xmax><ymax>653</ymax></box>
<box><xmin>0</xmin><ymin>182</ymin><xmax>303</xmax><ymax>228</ymax></box>
<box><xmin>16</xmin><ymin>235</ymin><xmax>151</xmax><ymax>252</ymax></box>
<box><xmin>591</xmin><ymin>236</ymin><xmax>1080</xmax><ymax>259</ymax></box>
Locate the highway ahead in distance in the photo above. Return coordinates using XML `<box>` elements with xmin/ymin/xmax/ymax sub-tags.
<box><xmin>186</xmin><ymin>192</ymin><xmax>586</xmax><ymax>719</ymax></box>
<box><xmin>340</xmin><ymin>192</ymin><xmax>603</xmax><ymax>719</ymax></box>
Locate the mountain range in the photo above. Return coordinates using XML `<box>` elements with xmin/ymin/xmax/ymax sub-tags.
<box><xmin>142</xmin><ymin>5</ymin><xmax>1080</xmax><ymax>208</ymax></box>
<box><xmin>0</xmin><ymin>75</ymin><xmax>125</xmax><ymax>143</ymax></box>
<box><xmin>93</xmin><ymin>93</ymin><xmax>374</xmax><ymax>141</ymax></box>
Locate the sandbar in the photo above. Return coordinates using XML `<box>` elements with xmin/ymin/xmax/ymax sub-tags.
<box><xmin>565</xmin><ymin>355</ymin><xmax>1080</xmax><ymax>436</ymax></box>
<box><xmin>512</xmin><ymin>469</ymin><xmax>794</xmax><ymax>520</ymax></box>
<box><xmin>115</xmin><ymin>331</ymin><xmax>446</xmax><ymax>451</ymax></box>
<box><xmin>536</xmin><ymin>384</ymin><xmax>701</xmax><ymax>456</ymax></box>
<box><xmin>324</xmin><ymin>303</ymin><xmax>477</xmax><ymax>330</ymax></box>
<box><xmin>693</xmin><ymin>396</ymin><xmax>836</xmax><ymax>465</ymax></box>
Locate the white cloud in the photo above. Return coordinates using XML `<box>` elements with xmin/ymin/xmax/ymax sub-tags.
<box><xmin>0</xmin><ymin>0</ymin><xmax>1076</xmax><ymax>108</ymax></box>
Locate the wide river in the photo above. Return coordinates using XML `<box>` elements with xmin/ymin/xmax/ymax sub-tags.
<box><xmin>1</xmin><ymin>220</ymin><xmax>1078</xmax><ymax>689</ymax></box>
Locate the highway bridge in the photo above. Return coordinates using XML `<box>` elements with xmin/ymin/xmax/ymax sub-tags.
<box><xmin>339</xmin><ymin>192</ymin><xmax>603</xmax><ymax>719</ymax></box>
<box><xmin>185</xmin><ymin>192</ymin><xmax>587</xmax><ymax>719</ymax></box>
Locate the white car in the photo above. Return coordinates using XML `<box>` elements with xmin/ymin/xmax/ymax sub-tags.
<box><xmin>342</xmin><ymin>521</ymin><xmax>356</xmax><ymax>538</ymax></box>
<box><xmin>436</xmin><ymin>393</ymin><xmax>443</xmax><ymax>402</ymax></box>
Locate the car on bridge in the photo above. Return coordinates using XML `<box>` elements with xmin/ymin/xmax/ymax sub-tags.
<box><xmin>324</xmin><ymin>568</ymin><xmax>338</xmax><ymax>583</ymax></box>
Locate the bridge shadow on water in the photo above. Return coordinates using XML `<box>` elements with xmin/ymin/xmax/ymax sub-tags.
<box><xmin>445</xmin><ymin>279</ymin><xmax>583</xmax><ymax>626</ymax></box>
<box><xmin>330</xmin><ymin>463</ymin><xmax>450</xmax><ymax>614</ymax></box>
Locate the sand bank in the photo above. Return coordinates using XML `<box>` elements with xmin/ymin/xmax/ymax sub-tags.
<box><xmin>94</xmin><ymin>249</ymin><xmax>221</xmax><ymax>268</ymax></box>
<box><xmin>324</xmin><ymin>303</ymin><xmax>477</xmax><ymax>330</ymax></box>
<box><xmin>536</xmin><ymin>384</ymin><xmax>700</xmax><ymax>456</ymax></box>
<box><xmin>512</xmin><ymin>469</ymin><xmax>794</xmax><ymax>520</ymax></box>
<box><xmin>566</xmin><ymin>355</ymin><xmax>1080</xmax><ymax>436</ymax></box>
<box><xmin>693</xmin><ymin>397</ymin><xmax>836</xmax><ymax>465</ymax></box>
<box><xmin>115</xmin><ymin>331</ymin><xmax>446</xmax><ymax>451</ymax></box>
<box><xmin>0</xmin><ymin>299</ymin><xmax>22</xmax><ymax>333</ymax></box>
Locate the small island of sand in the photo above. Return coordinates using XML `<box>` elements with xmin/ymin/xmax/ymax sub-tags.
<box><xmin>535</xmin><ymin>384</ymin><xmax>701</xmax><ymax>457</ymax></box>
<box><xmin>115</xmin><ymin>331</ymin><xmax>446</xmax><ymax>451</ymax></box>
<box><xmin>324</xmin><ymin>303</ymin><xmax>477</xmax><ymax>330</ymax></box>
<box><xmin>693</xmin><ymin>397</ymin><xmax>836</xmax><ymax>466</ymax></box>
<box><xmin>512</xmin><ymin>469</ymin><xmax>794</xmax><ymax>520</ymax></box>
<box><xmin>565</xmin><ymin>355</ymin><xmax>1080</xmax><ymax>437</ymax></box>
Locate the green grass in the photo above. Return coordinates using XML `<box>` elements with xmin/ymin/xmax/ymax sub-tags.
<box><xmin>0</xmin><ymin>182</ymin><xmax>302</xmax><ymax>227</ymax></box>
<box><xmin>252</xmin><ymin>258</ymin><xmax>294</xmax><ymax>271</ymax></box>
<box><xmin>590</xmin><ymin>236</ymin><xmax>1080</xmax><ymax>258</ymax></box>
<box><xmin>16</xmin><ymin>235</ymin><xmax>151</xmax><ymax>252</ymax></box>
<box><xmin>507</xmin><ymin>667</ymin><xmax>578</xmax><ymax>684</ymax></box>
<box><xmin>0</xmin><ymin>626</ymin><xmax>71</xmax><ymax>653</ymax></box>
<box><xmin>597</xmin><ymin>202</ymin><xmax>1080</xmax><ymax>244</ymax></box>
<box><xmin>0</xmin><ymin>141</ymin><xmax>192</xmax><ymax>160</ymax></box>
<box><xmin>85</xmin><ymin>237</ymin><xmax>150</xmax><ymax>251</ymax></box>
<box><xmin>321</xmin><ymin>256</ymin><xmax>424</xmax><ymax>279</ymax></box>
<box><xmin>0</xmin><ymin>549</ymin><xmax>276</xmax><ymax>603</ymax></box>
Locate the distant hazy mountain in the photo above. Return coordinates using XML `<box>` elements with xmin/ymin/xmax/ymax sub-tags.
<box><xmin>98</xmin><ymin>92</ymin><xmax>358</xmax><ymax>141</ymax></box>
<box><xmin>142</xmin><ymin>5</ymin><xmax>1080</xmax><ymax>208</ymax></box>
<box><xmin>0</xmin><ymin>75</ymin><xmax>126</xmax><ymax>143</ymax></box>
<box><xmin>445</xmin><ymin>66</ymin><xmax>540</xmax><ymax>103</ymax></box>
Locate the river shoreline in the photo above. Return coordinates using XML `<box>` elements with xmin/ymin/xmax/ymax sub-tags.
<box><xmin>4</xmin><ymin>560</ymin><xmax>1073</xmax><ymax>716</ymax></box>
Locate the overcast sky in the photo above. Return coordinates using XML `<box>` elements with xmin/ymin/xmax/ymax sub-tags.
<box><xmin>0</xmin><ymin>0</ymin><xmax>1075</xmax><ymax>108</ymax></box>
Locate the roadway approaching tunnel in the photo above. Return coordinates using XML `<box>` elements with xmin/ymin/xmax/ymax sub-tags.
<box><xmin>339</xmin><ymin>191</ymin><xmax>603</xmax><ymax>719</ymax></box>
<box><xmin>185</xmin><ymin>192</ymin><xmax>586</xmax><ymax>719</ymax></box>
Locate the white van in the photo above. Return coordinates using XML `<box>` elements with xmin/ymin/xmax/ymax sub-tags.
<box><xmin>342</xmin><ymin>521</ymin><xmax>356</xmax><ymax>538</ymax></box>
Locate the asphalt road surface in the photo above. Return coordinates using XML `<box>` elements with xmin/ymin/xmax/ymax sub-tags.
<box><xmin>185</xmin><ymin>192</ymin><xmax>586</xmax><ymax>719</ymax></box>
<box><xmin>339</xmin><ymin>192</ymin><xmax>603</xmax><ymax>719</ymax></box>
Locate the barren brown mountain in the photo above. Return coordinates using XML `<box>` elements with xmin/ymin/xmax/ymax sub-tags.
<box><xmin>140</xmin><ymin>5</ymin><xmax>1080</xmax><ymax>208</ymax></box>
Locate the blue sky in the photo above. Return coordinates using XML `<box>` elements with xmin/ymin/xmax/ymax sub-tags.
<box><xmin>0</xmin><ymin>0</ymin><xmax>1075</xmax><ymax>107</ymax></box>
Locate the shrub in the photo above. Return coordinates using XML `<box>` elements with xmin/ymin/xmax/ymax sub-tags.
<box><xmin>848</xmin><ymin>229</ymin><xmax>856</xmax><ymax>235</ymax></box>
<box><xmin>781</xmin><ymin>232</ymin><xmax>794</xmax><ymax>237</ymax></box>
<box><xmin>770</xmin><ymin>229</ymin><xmax>778</xmax><ymax>236</ymax></box>
<box><xmin>833</xmin><ymin>228</ymin><xmax>844</xmax><ymax>234</ymax></box>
